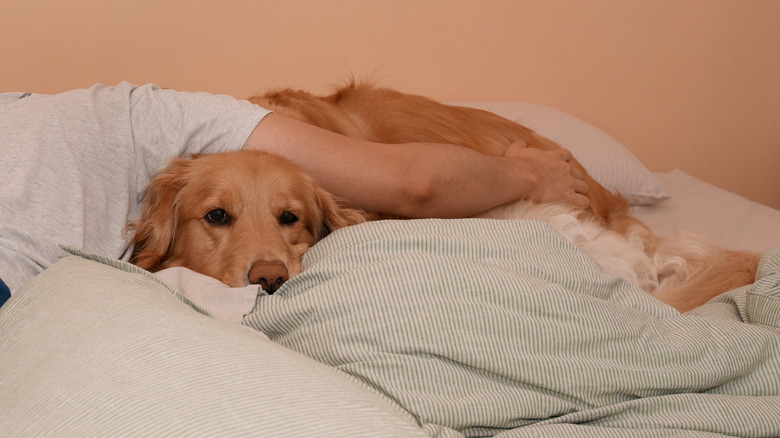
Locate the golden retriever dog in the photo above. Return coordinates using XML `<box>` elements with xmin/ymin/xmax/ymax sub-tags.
<box><xmin>126</xmin><ymin>150</ymin><xmax>365</xmax><ymax>294</ymax></box>
<box><xmin>245</xmin><ymin>81</ymin><xmax>760</xmax><ymax>311</ymax></box>
<box><xmin>128</xmin><ymin>81</ymin><xmax>759</xmax><ymax>311</ymax></box>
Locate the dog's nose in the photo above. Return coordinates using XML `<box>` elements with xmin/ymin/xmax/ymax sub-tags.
<box><xmin>248</xmin><ymin>261</ymin><xmax>289</xmax><ymax>294</ymax></box>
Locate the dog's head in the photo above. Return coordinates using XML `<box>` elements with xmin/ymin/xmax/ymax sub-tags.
<box><xmin>126</xmin><ymin>150</ymin><xmax>366</xmax><ymax>293</ymax></box>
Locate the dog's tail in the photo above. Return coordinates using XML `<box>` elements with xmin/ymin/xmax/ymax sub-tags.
<box><xmin>650</xmin><ymin>238</ymin><xmax>760</xmax><ymax>312</ymax></box>
<box><xmin>628</xmin><ymin>225</ymin><xmax>761</xmax><ymax>312</ymax></box>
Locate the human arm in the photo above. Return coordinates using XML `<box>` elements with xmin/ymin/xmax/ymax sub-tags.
<box><xmin>243</xmin><ymin>113</ymin><xmax>589</xmax><ymax>218</ymax></box>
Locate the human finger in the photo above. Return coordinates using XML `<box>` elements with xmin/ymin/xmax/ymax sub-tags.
<box><xmin>571</xmin><ymin>166</ymin><xmax>585</xmax><ymax>181</ymax></box>
<box><xmin>503</xmin><ymin>140</ymin><xmax>529</xmax><ymax>157</ymax></box>
<box><xmin>571</xmin><ymin>193</ymin><xmax>590</xmax><ymax>209</ymax></box>
<box><xmin>558</xmin><ymin>149</ymin><xmax>573</xmax><ymax>162</ymax></box>
<box><xmin>574</xmin><ymin>179</ymin><xmax>589</xmax><ymax>195</ymax></box>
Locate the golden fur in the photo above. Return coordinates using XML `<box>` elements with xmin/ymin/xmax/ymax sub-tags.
<box><xmin>128</xmin><ymin>81</ymin><xmax>759</xmax><ymax>309</ymax></box>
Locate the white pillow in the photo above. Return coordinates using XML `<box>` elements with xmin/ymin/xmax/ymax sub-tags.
<box><xmin>451</xmin><ymin>101</ymin><xmax>670</xmax><ymax>206</ymax></box>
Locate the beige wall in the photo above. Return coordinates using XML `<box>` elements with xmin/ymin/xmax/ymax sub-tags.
<box><xmin>3</xmin><ymin>0</ymin><xmax>779</xmax><ymax>209</ymax></box>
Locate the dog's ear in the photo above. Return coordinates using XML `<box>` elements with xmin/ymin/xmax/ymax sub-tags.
<box><xmin>124</xmin><ymin>158</ymin><xmax>193</xmax><ymax>271</ymax></box>
<box><xmin>312</xmin><ymin>185</ymin><xmax>367</xmax><ymax>240</ymax></box>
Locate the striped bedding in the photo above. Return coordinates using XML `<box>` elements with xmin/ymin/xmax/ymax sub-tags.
<box><xmin>1</xmin><ymin>219</ymin><xmax>778</xmax><ymax>437</ymax></box>
<box><xmin>0</xmin><ymin>250</ymin><xmax>425</xmax><ymax>437</ymax></box>
<box><xmin>245</xmin><ymin>219</ymin><xmax>780</xmax><ymax>437</ymax></box>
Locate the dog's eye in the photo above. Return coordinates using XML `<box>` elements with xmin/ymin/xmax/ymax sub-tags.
<box><xmin>279</xmin><ymin>211</ymin><xmax>299</xmax><ymax>225</ymax></box>
<box><xmin>205</xmin><ymin>208</ymin><xmax>231</xmax><ymax>225</ymax></box>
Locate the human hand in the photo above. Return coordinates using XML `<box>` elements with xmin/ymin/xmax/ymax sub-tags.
<box><xmin>504</xmin><ymin>141</ymin><xmax>590</xmax><ymax>209</ymax></box>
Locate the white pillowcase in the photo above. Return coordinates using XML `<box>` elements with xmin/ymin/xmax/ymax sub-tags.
<box><xmin>452</xmin><ymin>101</ymin><xmax>670</xmax><ymax>206</ymax></box>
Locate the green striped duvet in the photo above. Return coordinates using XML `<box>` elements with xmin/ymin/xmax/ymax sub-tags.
<box><xmin>244</xmin><ymin>219</ymin><xmax>780</xmax><ymax>437</ymax></box>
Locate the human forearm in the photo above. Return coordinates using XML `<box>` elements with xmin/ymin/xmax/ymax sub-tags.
<box><xmin>396</xmin><ymin>141</ymin><xmax>590</xmax><ymax>218</ymax></box>
<box><xmin>243</xmin><ymin>113</ymin><xmax>588</xmax><ymax>218</ymax></box>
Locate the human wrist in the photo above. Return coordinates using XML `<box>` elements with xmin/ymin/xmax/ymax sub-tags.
<box><xmin>496</xmin><ymin>154</ymin><xmax>540</xmax><ymax>202</ymax></box>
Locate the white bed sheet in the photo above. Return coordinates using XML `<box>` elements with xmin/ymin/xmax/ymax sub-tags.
<box><xmin>632</xmin><ymin>169</ymin><xmax>780</xmax><ymax>253</ymax></box>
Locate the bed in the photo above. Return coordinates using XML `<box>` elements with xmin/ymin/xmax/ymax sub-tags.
<box><xmin>1</xmin><ymin>102</ymin><xmax>779</xmax><ymax>437</ymax></box>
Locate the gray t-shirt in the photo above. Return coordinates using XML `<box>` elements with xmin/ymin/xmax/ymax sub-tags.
<box><xmin>0</xmin><ymin>82</ymin><xmax>271</xmax><ymax>293</ymax></box>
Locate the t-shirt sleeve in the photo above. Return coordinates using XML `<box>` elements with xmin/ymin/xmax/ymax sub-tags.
<box><xmin>126</xmin><ymin>83</ymin><xmax>272</xmax><ymax>195</ymax></box>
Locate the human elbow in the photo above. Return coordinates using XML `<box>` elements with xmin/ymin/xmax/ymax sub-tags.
<box><xmin>398</xmin><ymin>171</ymin><xmax>438</xmax><ymax>218</ymax></box>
